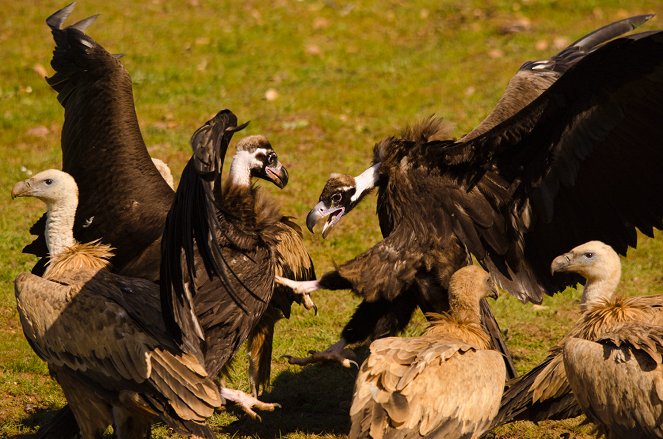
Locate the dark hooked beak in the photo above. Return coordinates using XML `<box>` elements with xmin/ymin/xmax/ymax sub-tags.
<box><xmin>551</xmin><ymin>253</ymin><xmax>573</xmax><ymax>275</ymax></box>
<box><xmin>306</xmin><ymin>200</ymin><xmax>345</xmax><ymax>238</ymax></box>
<box><xmin>11</xmin><ymin>180</ymin><xmax>30</xmax><ymax>199</ymax></box>
<box><xmin>265</xmin><ymin>163</ymin><xmax>289</xmax><ymax>189</ymax></box>
<box><xmin>487</xmin><ymin>276</ymin><xmax>499</xmax><ymax>300</ymax></box>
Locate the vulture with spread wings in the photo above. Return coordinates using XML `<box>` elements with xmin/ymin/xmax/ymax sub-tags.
<box><xmin>278</xmin><ymin>16</ymin><xmax>663</xmax><ymax>372</ymax></box>
<box><xmin>26</xmin><ymin>4</ymin><xmax>315</xmax><ymax>436</ymax></box>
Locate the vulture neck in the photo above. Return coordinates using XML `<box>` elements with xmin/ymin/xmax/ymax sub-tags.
<box><xmin>229</xmin><ymin>151</ymin><xmax>254</xmax><ymax>188</ymax></box>
<box><xmin>351</xmin><ymin>163</ymin><xmax>381</xmax><ymax>203</ymax></box>
<box><xmin>449</xmin><ymin>294</ymin><xmax>482</xmax><ymax>324</ymax></box>
<box><xmin>44</xmin><ymin>195</ymin><xmax>78</xmax><ymax>258</ymax></box>
<box><xmin>580</xmin><ymin>264</ymin><xmax>622</xmax><ymax>311</ymax></box>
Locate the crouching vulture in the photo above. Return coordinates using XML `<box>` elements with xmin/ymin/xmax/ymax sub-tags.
<box><xmin>12</xmin><ymin>169</ymin><xmax>221</xmax><ymax>438</ymax></box>
<box><xmin>278</xmin><ymin>16</ymin><xmax>663</xmax><ymax>377</ymax></box>
<box><xmin>494</xmin><ymin>241</ymin><xmax>663</xmax><ymax>427</ymax></box>
<box><xmin>563</xmin><ymin>323</ymin><xmax>663</xmax><ymax>439</ymax></box>
<box><xmin>27</xmin><ymin>4</ymin><xmax>315</xmax><ymax>436</ymax></box>
<box><xmin>349</xmin><ymin>265</ymin><xmax>506</xmax><ymax>439</ymax></box>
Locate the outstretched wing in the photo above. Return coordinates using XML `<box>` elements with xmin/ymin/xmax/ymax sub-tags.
<box><xmin>462</xmin><ymin>14</ymin><xmax>654</xmax><ymax>141</ymax></box>
<box><xmin>441</xmin><ymin>30</ymin><xmax>663</xmax><ymax>302</ymax></box>
<box><xmin>26</xmin><ymin>4</ymin><xmax>174</xmax><ymax>280</ymax></box>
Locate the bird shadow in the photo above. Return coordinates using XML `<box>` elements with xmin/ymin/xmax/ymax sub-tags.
<box><xmin>220</xmin><ymin>347</ymin><xmax>369</xmax><ymax>438</ymax></box>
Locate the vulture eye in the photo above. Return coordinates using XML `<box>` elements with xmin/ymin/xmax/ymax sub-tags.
<box><xmin>331</xmin><ymin>193</ymin><xmax>342</xmax><ymax>203</ymax></box>
<box><xmin>44</xmin><ymin>179</ymin><xmax>53</xmax><ymax>185</ymax></box>
<box><xmin>583</xmin><ymin>252</ymin><xmax>594</xmax><ymax>258</ymax></box>
<box><xmin>267</xmin><ymin>153</ymin><xmax>277</xmax><ymax>165</ymax></box>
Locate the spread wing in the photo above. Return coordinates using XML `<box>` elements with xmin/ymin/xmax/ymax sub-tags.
<box><xmin>439</xmin><ymin>30</ymin><xmax>663</xmax><ymax>302</ymax></box>
<box><xmin>26</xmin><ymin>4</ymin><xmax>174</xmax><ymax>280</ymax></box>
<box><xmin>350</xmin><ymin>336</ymin><xmax>505</xmax><ymax>438</ymax></box>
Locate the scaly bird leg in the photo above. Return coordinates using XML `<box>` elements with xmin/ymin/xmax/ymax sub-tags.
<box><xmin>220</xmin><ymin>387</ymin><xmax>281</xmax><ymax>422</ymax></box>
<box><xmin>277</xmin><ymin>276</ymin><xmax>319</xmax><ymax>314</ymax></box>
<box><xmin>283</xmin><ymin>338</ymin><xmax>358</xmax><ymax>368</ymax></box>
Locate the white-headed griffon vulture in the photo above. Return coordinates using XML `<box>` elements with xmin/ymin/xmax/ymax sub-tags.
<box><xmin>349</xmin><ymin>265</ymin><xmax>506</xmax><ymax>439</ymax></box>
<box><xmin>277</xmin><ymin>16</ymin><xmax>663</xmax><ymax>377</ymax></box>
<box><xmin>563</xmin><ymin>323</ymin><xmax>663</xmax><ymax>439</ymax></box>
<box><xmin>25</xmin><ymin>4</ymin><xmax>315</xmax><ymax>435</ymax></box>
<box><xmin>494</xmin><ymin>241</ymin><xmax>663</xmax><ymax>427</ymax></box>
<box><xmin>12</xmin><ymin>169</ymin><xmax>221</xmax><ymax>439</ymax></box>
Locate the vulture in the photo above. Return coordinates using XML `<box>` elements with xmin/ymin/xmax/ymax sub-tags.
<box><xmin>563</xmin><ymin>323</ymin><xmax>663</xmax><ymax>439</ymax></box>
<box><xmin>27</xmin><ymin>4</ymin><xmax>315</xmax><ymax>435</ymax></box>
<box><xmin>349</xmin><ymin>265</ymin><xmax>506</xmax><ymax>439</ymax></box>
<box><xmin>494</xmin><ymin>241</ymin><xmax>663</xmax><ymax>426</ymax></box>
<box><xmin>11</xmin><ymin>169</ymin><xmax>221</xmax><ymax>439</ymax></box>
<box><xmin>277</xmin><ymin>15</ymin><xmax>663</xmax><ymax>375</ymax></box>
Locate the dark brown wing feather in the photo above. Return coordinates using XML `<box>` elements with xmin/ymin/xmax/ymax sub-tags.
<box><xmin>160</xmin><ymin>110</ymin><xmax>276</xmax><ymax>378</ymax></box>
<box><xmin>27</xmin><ymin>4</ymin><xmax>174</xmax><ymax>280</ymax></box>
<box><xmin>438</xmin><ymin>31</ymin><xmax>663</xmax><ymax>302</ymax></box>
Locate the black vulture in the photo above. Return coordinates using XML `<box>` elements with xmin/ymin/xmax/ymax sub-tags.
<box><xmin>26</xmin><ymin>4</ymin><xmax>315</xmax><ymax>435</ymax></box>
<box><xmin>349</xmin><ymin>265</ymin><xmax>505</xmax><ymax>439</ymax></box>
<box><xmin>12</xmin><ymin>169</ymin><xmax>221</xmax><ymax>438</ymax></box>
<box><xmin>494</xmin><ymin>241</ymin><xmax>663</xmax><ymax>427</ymax></box>
<box><xmin>277</xmin><ymin>17</ymin><xmax>663</xmax><ymax>376</ymax></box>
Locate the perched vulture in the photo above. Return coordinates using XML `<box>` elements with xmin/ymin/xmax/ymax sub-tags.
<box><xmin>494</xmin><ymin>241</ymin><xmax>663</xmax><ymax>426</ymax></box>
<box><xmin>563</xmin><ymin>323</ymin><xmax>663</xmax><ymax>439</ymax></box>
<box><xmin>278</xmin><ymin>16</ymin><xmax>663</xmax><ymax>375</ymax></box>
<box><xmin>27</xmin><ymin>4</ymin><xmax>315</xmax><ymax>435</ymax></box>
<box><xmin>11</xmin><ymin>169</ymin><xmax>221</xmax><ymax>439</ymax></box>
<box><xmin>349</xmin><ymin>265</ymin><xmax>506</xmax><ymax>439</ymax></box>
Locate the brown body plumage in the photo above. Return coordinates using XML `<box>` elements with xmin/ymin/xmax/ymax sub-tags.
<box><xmin>13</xmin><ymin>169</ymin><xmax>221</xmax><ymax>439</ymax></box>
<box><xmin>564</xmin><ymin>323</ymin><xmax>663</xmax><ymax>438</ymax></box>
<box><xmin>495</xmin><ymin>241</ymin><xmax>663</xmax><ymax>427</ymax></box>
<box><xmin>349</xmin><ymin>266</ymin><xmax>505</xmax><ymax>439</ymax></box>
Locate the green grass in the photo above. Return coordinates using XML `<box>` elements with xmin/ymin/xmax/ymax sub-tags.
<box><xmin>2</xmin><ymin>1</ymin><xmax>663</xmax><ymax>437</ymax></box>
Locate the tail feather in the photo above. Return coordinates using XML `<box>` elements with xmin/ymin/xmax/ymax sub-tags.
<box><xmin>480</xmin><ymin>298</ymin><xmax>517</xmax><ymax>379</ymax></box>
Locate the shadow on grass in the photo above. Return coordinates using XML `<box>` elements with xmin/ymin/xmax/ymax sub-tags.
<box><xmin>220</xmin><ymin>347</ymin><xmax>369</xmax><ymax>438</ymax></box>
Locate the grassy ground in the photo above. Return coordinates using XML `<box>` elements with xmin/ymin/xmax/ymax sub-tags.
<box><xmin>1</xmin><ymin>0</ymin><xmax>662</xmax><ymax>437</ymax></box>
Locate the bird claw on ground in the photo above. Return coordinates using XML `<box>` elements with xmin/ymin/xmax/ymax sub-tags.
<box><xmin>283</xmin><ymin>348</ymin><xmax>358</xmax><ymax>369</ymax></box>
<box><xmin>219</xmin><ymin>387</ymin><xmax>281</xmax><ymax>422</ymax></box>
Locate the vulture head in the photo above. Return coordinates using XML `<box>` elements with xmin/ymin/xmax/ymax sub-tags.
<box><xmin>12</xmin><ymin>169</ymin><xmax>79</xmax><ymax>257</ymax></box>
<box><xmin>231</xmin><ymin>135</ymin><xmax>289</xmax><ymax>189</ymax></box>
<box><xmin>306</xmin><ymin>163</ymin><xmax>381</xmax><ymax>238</ymax></box>
<box><xmin>11</xmin><ymin>169</ymin><xmax>77</xmax><ymax>206</ymax></box>
<box><xmin>448</xmin><ymin>265</ymin><xmax>498</xmax><ymax>319</ymax></box>
<box><xmin>551</xmin><ymin>241</ymin><xmax>622</xmax><ymax>306</ymax></box>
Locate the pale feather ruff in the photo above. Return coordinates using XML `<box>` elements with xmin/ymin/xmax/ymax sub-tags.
<box><xmin>45</xmin><ymin>240</ymin><xmax>114</xmax><ymax>279</ymax></box>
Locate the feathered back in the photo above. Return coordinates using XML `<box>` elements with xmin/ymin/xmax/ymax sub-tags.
<box><xmin>45</xmin><ymin>240</ymin><xmax>114</xmax><ymax>281</ymax></box>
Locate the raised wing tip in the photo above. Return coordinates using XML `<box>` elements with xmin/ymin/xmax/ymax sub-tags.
<box><xmin>71</xmin><ymin>14</ymin><xmax>99</xmax><ymax>32</ymax></box>
<box><xmin>46</xmin><ymin>2</ymin><xmax>77</xmax><ymax>30</ymax></box>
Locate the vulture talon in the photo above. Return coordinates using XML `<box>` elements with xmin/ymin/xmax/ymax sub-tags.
<box><xmin>219</xmin><ymin>387</ymin><xmax>281</xmax><ymax>422</ymax></box>
<box><xmin>275</xmin><ymin>276</ymin><xmax>320</xmax><ymax>295</ymax></box>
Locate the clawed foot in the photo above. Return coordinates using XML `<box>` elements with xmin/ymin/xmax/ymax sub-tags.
<box><xmin>296</xmin><ymin>292</ymin><xmax>318</xmax><ymax>315</ymax></box>
<box><xmin>220</xmin><ymin>387</ymin><xmax>281</xmax><ymax>421</ymax></box>
<box><xmin>276</xmin><ymin>276</ymin><xmax>320</xmax><ymax>295</ymax></box>
<box><xmin>283</xmin><ymin>340</ymin><xmax>358</xmax><ymax>368</ymax></box>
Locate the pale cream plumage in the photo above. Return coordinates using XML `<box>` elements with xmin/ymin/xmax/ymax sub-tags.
<box><xmin>349</xmin><ymin>265</ymin><xmax>505</xmax><ymax>439</ymax></box>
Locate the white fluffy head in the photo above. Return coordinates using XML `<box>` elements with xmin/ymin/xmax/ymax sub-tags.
<box><xmin>11</xmin><ymin>169</ymin><xmax>78</xmax><ymax>206</ymax></box>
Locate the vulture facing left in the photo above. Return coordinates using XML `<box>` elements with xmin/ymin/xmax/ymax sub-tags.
<box><xmin>12</xmin><ymin>169</ymin><xmax>221</xmax><ymax>438</ymax></box>
<box><xmin>494</xmin><ymin>241</ymin><xmax>663</xmax><ymax>427</ymax></box>
<box><xmin>278</xmin><ymin>17</ymin><xmax>663</xmax><ymax>375</ymax></box>
<box><xmin>26</xmin><ymin>4</ymin><xmax>315</xmax><ymax>435</ymax></box>
<box><xmin>349</xmin><ymin>265</ymin><xmax>506</xmax><ymax>439</ymax></box>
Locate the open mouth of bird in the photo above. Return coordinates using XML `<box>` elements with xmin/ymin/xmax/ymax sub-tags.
<box><xmin>322</xmin><ymin>207</ymin><xmax>345</xmax><ymax>238</ymax></box>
